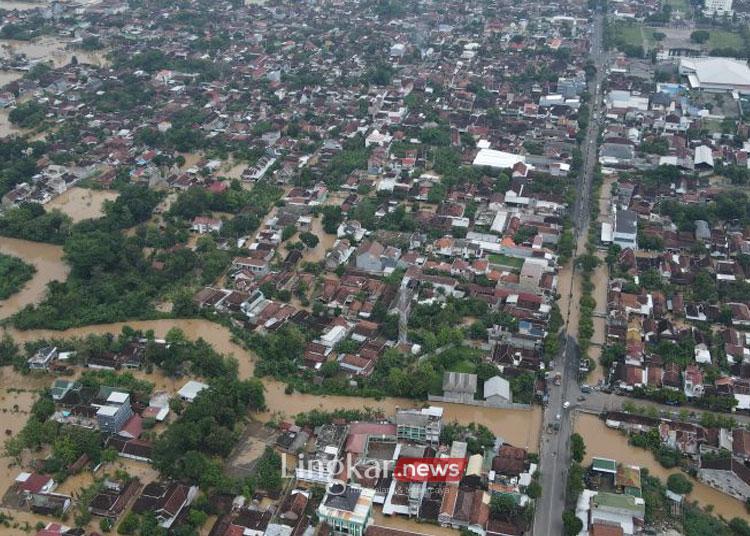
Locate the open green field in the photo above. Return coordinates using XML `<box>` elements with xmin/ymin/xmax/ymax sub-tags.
<box><xmin>488</xmin><ymin>253</ymin><xmax>524</xmax><ymax>269</ymax></box>
<box><xmin>665</xmin><ymin>0</ymin><xmax>690</xmax><ymax>13</ymax></box>
<box><xmin>705</xmin><ymin>29</ymin><xmax>744</xmax><ymax>50</ymax></box>
<box><xmin>612</xmin><ymin>21</ymin><xmax>645</xmax><ymax>48</ymax></box>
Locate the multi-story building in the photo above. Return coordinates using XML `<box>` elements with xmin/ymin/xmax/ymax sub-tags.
<box><xmin>317</xmin><ymin>484</ymin><xmax>374</xmax><ymax>536</ymax></box>
<box><xmin>395</xmin><ymin>406</ymin><xmax>443</xmax><ymax>444</ymax></box>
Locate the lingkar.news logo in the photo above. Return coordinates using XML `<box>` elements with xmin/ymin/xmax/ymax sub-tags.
<box><xmin>393</xmin><ymin>457</ymin><xmax>466</xmax><ymax>482</ymax></box>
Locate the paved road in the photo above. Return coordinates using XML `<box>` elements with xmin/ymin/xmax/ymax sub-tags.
<box><xmin>533</xmin><ymin>11</ymin><xmax>605</xmax><ymax>535</ymax></box>
<box><xmin>578</xmin><ymin>390</ymin><xmax>750</xmax><ymax>427</ymax></box>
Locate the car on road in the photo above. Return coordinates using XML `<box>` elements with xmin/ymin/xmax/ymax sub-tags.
<box><xmin>577</xmin><ymin>395</ymin><xmax>586</xmax><ymax>402</ymax></box>
<box><xmin>580</xmin><ymin>384</ymin><xmax>592</xmax><ymax>393</ymax></box>
<box><xmin>563</xmin><ymin>401</ymin><xmax>570</xmax><ymax>409</ymax></box>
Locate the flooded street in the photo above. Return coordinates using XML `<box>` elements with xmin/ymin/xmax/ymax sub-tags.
<box><xmin>574</xmin><ymin>413</ymin><xmax>748</xmax><ymax>519</ymax></box>
<box><xmin>0</xmin><ymin>236</ymin><xmax>67</xmax><ymax>320</ymax></box>
<box><xmin>45</xmin><ymin>186</ymin><xmax>119</xmax><ymax>222</ymax></box>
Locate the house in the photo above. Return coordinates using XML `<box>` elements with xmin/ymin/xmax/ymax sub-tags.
<box><xmin>232</xmin><ymin>256</ymin><xmax>270</xmax><ymax>277</ymax></box>
<box><xmin>683</xmin><ymin>365</ymin><xmax>704</xmax><ymax>398</ymax></box>
<box><xmin>28</xmin><ymin>346</ymin><xmax>58</xmax><ymax>370</ymax></box>
<box><xmin>132</xmin><ymin>481</ymin><xmax>198</xmax><ymax>529</ymax></box>
<box><xmin>356</xmin><ymin>241</ymin><xmax>386</xmax><ymax>273</ymax></box>
<box><xmin>191</xmin><ymin>216</ymin><xmax>223</xmax><ymax>234</ymax></box>
<box><xmin>96</xmin><ymin>391</ymin><xmax>134</xmax><ymax>434</ymax></box>
<box><xmin>442</xmin><ymin>372</ymin><xmax>478</xmax><ymax>404</ymax></box>
<box><xmin>484</xmin><ymin>376</ymin><xmax>512</xmax><ymax>405</ymax></box>
<box><xmin>395</xmin><ymin>406</ymin><xmax>443</xmax><ymax>444</ymax></box>
<box><xmin>589</xmin><ymin>492</ymin><xmax>645</xmax><ymax>535</ymax></box>
<box><xmin>178</xmin><ymin>380</ymin><xmax>209</xmax><ymax>402</ymax></box>
<box><xmin>317</xmin><ymin>484</ymin><xmax>375</xmax><ymax>536</ymax></box>
<box><xmin>15</xmin><ymin>473</ymin><xmax>55</xmax><ymax>497</ymax></box>
<box><xmin>89</xmin><ymin>478</ymin><xmax>141</xmax><ymax>519</ymax></box>
<box><xmin>296</xmin><ymin>424</ymin><xmax>348</xmax><ymax>484</ymax></box>
<box><xmin>698</xmin><ymin>456</ymin><xmax>750</xmax><ymax>502</ymax></box>
<box><xmin>613</xmin><ymin>210</ymin><xmax>637</xmax><ymax>251</ymax></box>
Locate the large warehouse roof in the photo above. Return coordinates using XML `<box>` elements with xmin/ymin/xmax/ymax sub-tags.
<box><xmin>680</xmin><ymin>57</ymin><xmax>750</xmax><ymax>91</ymax></box>
<box><xmin>472</xmin><ymin>148</ymin><xmax>525</xmax><ymax>169</ymax></box>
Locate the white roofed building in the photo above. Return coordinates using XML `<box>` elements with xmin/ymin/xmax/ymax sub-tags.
<box><xmin>680</xmin><ymin>57</ymin><xmax>750</xmax><ymax>93</ymax></box>
<box><xmin>472</xmin><ymin>148</ymin><xmax>526</xmax><ymax>169</ymax></box>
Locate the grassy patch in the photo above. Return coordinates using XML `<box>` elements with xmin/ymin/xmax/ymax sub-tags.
<box><xmin>488</xmin><ymin>253</ymin><xmax>524</xmax><ymax>269</ymax></box>
<box><xmin>611</xmin><ymin>21</ymin><xmax>645</xmax><ymax>48</ymax></box>
<box><xmin>665</xmin><ymin>0</ymin><xmax>689</xmax><ymax>13</ymax></box>
<box><xmin>450</xmin><ymin>360</ymin><xmax>477</xmax><ymax>374</ymax></box>
<box><xmin>706</xmin><ymin>29</ymin><xmax>743</xmax><ymax>50</ymax></box>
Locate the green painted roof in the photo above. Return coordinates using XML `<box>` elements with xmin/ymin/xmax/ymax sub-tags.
<box><xmin>592</xmin><ymin>457</ymin><xmax>617</xmax><ymax>473</ymax></box>
<box><xmin>593</xmin><ymin>492</ymin><xmax>645</xmax><ymax>514</ymax></box>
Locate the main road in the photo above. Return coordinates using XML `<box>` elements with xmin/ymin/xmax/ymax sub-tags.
<box><xmin>533</xmin><ymin>10</ymin><xmax>606</xmax><ymax>535</ymax></box>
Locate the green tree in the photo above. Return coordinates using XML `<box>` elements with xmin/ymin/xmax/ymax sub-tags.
<box><xmin>117</xmin><ymin>512</ymin><xmax>139</xmax><ymax>535</ymax></box>
<box><xmin>563</xmin><ymin>511</ymin><xmax>583</xmax><ymax>536</ymax></box>
<box><xmin>571</xmin><ymin>433</ymin><xmax>586</xmax><ymax>463</ymax></box>
<box><xmin>490</xmin><ymin>494</ymin><xmax>517</xmax><ymax>517</ymax></box>
<box><xmin>667</xmin><ymin>473</ymin><xmax>693</xmax><ymax>495</ymax></box>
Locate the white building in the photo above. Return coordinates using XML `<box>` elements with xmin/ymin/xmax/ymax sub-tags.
<box><xmin>703</xmin><ymin>0</ymin><xmax>733</xmax><ymax>17</ymax></box>
<box><xmin>472</xmin><ymin>148</ymin><xmax>525</xmax><ymax>169</ymax></box>
<box><xmin>177</xmin><ymin>380</ymin><xmax>209</xmax><ymax>402</ymax></box>
<box><xmin>680</xmin><ymin>57</ymin><xmax>750</xmax><ymax>93</ymax></box>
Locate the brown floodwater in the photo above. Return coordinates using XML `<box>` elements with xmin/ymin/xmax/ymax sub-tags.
<box><xmin>574</xmin><ymin>413</ymin><xmax>748</xmax><ymax>519</ymax></box>
<box><xmin>0</xmin><ymin>37</ymin><xmax>109</xmax><ymax>69</ymax></box>
<box><xmin>301</xmin><ymin>216</ymin><xmax>337</xmax><ymax>264</ymax></box>
<box><xmin>45</xmin><ymin>187</ymin><xmax>119</xmax><ymax>222</ymax></box>
<box><xmin>372</xmin><ymin>510</ymin><xmax>457</xmax><ymax>535</ymax></box>
<box><xmin>6</xmin><ymin>318</ymin><xmax>542</xmax><ymax>451</ymax></box>
<box><xmin>0</xmin><ymin>1</ymin><xmax>45</xmax><ymax>9</ymax></box>
<box><xmin>0</xmin><ymin>237</ymin><xmax>67</xmax><ymax>320</ymax></box>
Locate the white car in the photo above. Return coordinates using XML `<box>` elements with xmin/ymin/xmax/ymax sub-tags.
<box><xmin>563</xmin><ymin>401</ymin><xmax>570</xmax><ymax>409</ymax></box>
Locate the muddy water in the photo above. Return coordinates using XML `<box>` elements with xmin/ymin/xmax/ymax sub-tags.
<box><xmin>301</xmin><ymin>216</ymin><xmax>337</xmax><ymax>264</ymax></box>
<box><xmin>0</xmin><ymin>382</ymin><xmax>41</xmax><ymax>536</ymax></box>
<box><xmin>574</xmin><ymin>413</ymin><xmax>747</xmax><ymax>519</ymax></box>
<box><xmin>0</xmin><ymin>237</ymin><xmax>67</xmax><ymax>320</ymax></box>
<box><xmin>0</xmin><ymin>37</ymin><xmax>108</xmax><ymax>69</ymax></box>
<box><xmin>372</xmin><ymin>511</ymin><xmax>457</xmax><ymax>535</ymax></box>
<box><xmin>45</xmin><ymin>187</ymin><xmax>119</xmax><ymax>222</ymax></box>
<box><xmin>6</xmin><ymin>318</ymin><xmax>542</xmax><ymax>451</ymax></box>
<box><xmin>0</xmin><ymin>1</ymin><xmax>45</xmax><ymax>9</ymax></box>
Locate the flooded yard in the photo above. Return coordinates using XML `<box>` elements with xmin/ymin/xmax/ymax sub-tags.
<box><xmin>372</xmin><ymin>510</ymin><xmax>457</xmax><ymax>536</ymax></box>
<box><xmin>301</xmin><ymin>216</ymin><xmax>337</xmax><ymax>264</ymax></box>
<box><xmin>0</xmin><ymin>237</ymin><xmax>67</xmax><ymax>320</ymax></box>
<box><xmin>45</xmin><ymin>186</ymin><xmax>119</xmax><ymax>222</ymax></box>
<box><xmin>574</xmin><ymin>413</ymin><xmax>748</xmax><ymax>520</ymax></box>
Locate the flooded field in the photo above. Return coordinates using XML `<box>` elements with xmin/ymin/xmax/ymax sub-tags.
<box><xmin>574</xmin><ymin>413</ymin><xmax>748</xmax><ymax>519</ymax></box>
<box><xmin>0</xmin><ymin>237</ymin><xmax>67</xmax><ymax>320</ymax></box>
<box><xmin>0</xmin><ymin>1</ymin><xmax>46</xmax><ymax>9</ymax></box>
<box><xmin>46</xmin><ymin>186</ymin><xmax>119</xmax><ymax>222</ymax></box>
<box><xmin>0</xmin><ymin>37</ymin><xmax>109</xmax><ymax>69</ymax></box>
